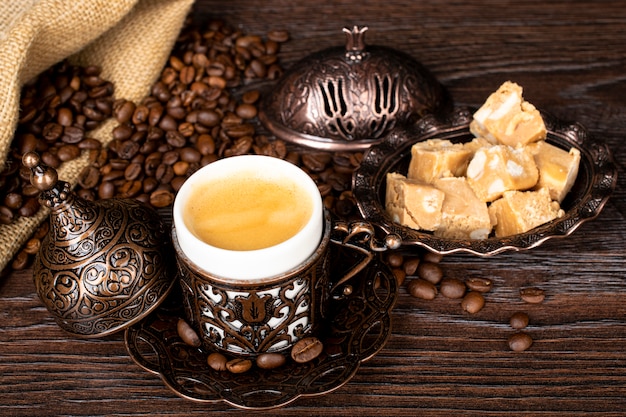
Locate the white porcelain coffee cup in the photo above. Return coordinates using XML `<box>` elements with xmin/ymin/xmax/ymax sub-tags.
<box><xmin>172</xmin><ymin>155</ymin><xmax>324</xmax><ymax>280</ymax></box>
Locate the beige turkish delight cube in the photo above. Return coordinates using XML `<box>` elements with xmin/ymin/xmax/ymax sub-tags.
<box><xmin>469</xmin><ymin>81</ymin><xmax>547</xmax><ymax>147</ymax></box>
<box><xmin>385</xmin><ymin>172</ymin><xmax>445</xmax><ymax>231</ymax></box>
<box><xmin>488</xmin><ymin>188</ymin><xmax>565</xmax><ymax>237</ymax></box>
<box><xmin>433</xmin><ymin>177</ymin><xmax>492</xmax><ymax>240</ymax></box>
<box><xmin>407</xmin><ymin>139</ymin><xmax>473</xmax><ymax>184</ymax></box>
<box><xmin>527</xmin><ymin>140</ymin><xmax>581</xmax><ymax>203</ymax></box>
<box><xmin>466</xmin><ymin>144</ymin><xmax>539</xmax><ymax>203</ymax></box>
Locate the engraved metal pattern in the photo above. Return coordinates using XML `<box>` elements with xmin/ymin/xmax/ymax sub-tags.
<box><xmin>174</xmin><ymin>216</ymin><xmax>332</xmax><ymax>356</ymax></box>
<box><xmin>259</xmin><ymin>27</ymin><xmax>449</xmax><ymax>151</ymax></box>
<box><xmin>33</xmin><ymin>193</ymin><xmax>175</xmax><ymax>337</ymax></box>
<box><xmin>125</xmin><ymin>249</ymin><xmax>397</xmax><ymax>410</ymax></box>
<box><xmin>353</xmin><ymin>107</ymin><xmax>618</xmax><ymax>256</ymax></box>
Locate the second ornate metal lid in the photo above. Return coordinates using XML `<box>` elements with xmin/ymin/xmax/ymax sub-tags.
<box><xmin>259</xmin><ymin>26</ymin><xmax>450</xmax><ymax>151</ymax></box>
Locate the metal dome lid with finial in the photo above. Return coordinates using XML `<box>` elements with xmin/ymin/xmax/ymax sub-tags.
<box><xmin>23</xmin><ymin>152</ymin><xmax>176</xmax><ymax>338</ymax></box>
<box><xmin>259</xmin><ymin>26</ymin><xmax>450</xmax><ymax>151</ymax></box>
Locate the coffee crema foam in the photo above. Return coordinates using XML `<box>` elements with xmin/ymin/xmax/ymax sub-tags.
<box><xmin>184</xmin><ymin>173</ymin><xmax>313</xmax><ymax>251</ymax></box>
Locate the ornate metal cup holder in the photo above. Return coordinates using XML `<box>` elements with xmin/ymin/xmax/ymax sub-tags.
<box><xmin>124</xmin><ymin>245</ymin><xmax>397</xmax><ymax>410</ymax></box>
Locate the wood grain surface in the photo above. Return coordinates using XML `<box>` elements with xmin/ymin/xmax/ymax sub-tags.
<box><xmin>1</xmin><ymin>0</ymin><xmax>625</xmax><ymax>415</ymax></box>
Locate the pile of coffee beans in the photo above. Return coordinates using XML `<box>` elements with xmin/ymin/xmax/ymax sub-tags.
<box><xmin>1</xmin><ymin>62</ymin><xmax>114</xmax><ymax>226</ymax></box>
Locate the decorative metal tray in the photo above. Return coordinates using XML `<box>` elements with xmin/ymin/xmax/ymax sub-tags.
<box><xmin>353</xmin><ymin>107</ymin><xmax>618</xmax><ymax>256</ymax></box>
<box><xmin>125</xmin><ymin>247</ymin><xmax>397</xmax><ymax>410</ymax></box>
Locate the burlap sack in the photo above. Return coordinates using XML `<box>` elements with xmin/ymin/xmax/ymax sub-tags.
<box><xmin>0</xmin><ymin>0</ymin><xmax>195</xmax><ymax>272</ymax></box>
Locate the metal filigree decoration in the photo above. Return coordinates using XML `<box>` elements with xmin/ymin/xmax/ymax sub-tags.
<box><xmin>23</xmin><ymin>152</ymin><xmax>175</xmax><ymax>338</ymax></box>
<box><xmin>174</xmin><ymin>217</ymin><xmax>332</xmax><ymax>355</ymax></box>
<box><xmin>352</xmin><ymin>107</ymin><xmax>618</xmax><ymax>256</ymax></box>
<box><xmin>259</xmin><ymin>26</ymin><xmax>449</xmax><ymax>151</ymax></box>
<box><xmin>125</xmin><ymin>248</ymin><xmax>397</xmax><ymax>410</ymax></box>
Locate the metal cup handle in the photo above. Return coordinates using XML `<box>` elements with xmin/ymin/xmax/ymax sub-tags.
<box><xmin>329</xmin><ymin>219</ymin><xmax>401</xmax><ymax>293</ymax></box>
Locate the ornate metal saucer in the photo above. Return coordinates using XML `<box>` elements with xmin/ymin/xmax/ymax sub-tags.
<box><xmin>125</xmin><ymin>246</ymin><xmax>397</xmax><ymax>410</ymax></box>
<box><xmin>353</xmin><ymin>107</ymin><xmax>618</xmax><ymax>256</ymax></box>
<box><xmin>259</xmin><ymin>26</ymin><xmax>450</xmax><ymax>151</ymax></box>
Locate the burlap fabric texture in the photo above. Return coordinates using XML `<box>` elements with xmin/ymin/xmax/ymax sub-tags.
<box><xmin>0</xmin><ymin>0</ymin><xmax>195</xmax><ymax>272</ymax></box>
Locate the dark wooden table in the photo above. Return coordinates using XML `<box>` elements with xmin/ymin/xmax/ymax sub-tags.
<box><xmin>2</xmin><ymin>1</ymin><xmax>625</xmax><ymax>415</ymax></box>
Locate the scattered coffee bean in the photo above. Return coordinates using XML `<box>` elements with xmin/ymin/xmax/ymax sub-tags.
<box><xmin>403</xmin><ymin>257</ymin><xmax>420</xmax><ymax>276</ymax></box>
<box><xmin>407</xmin><ymin>278</ymin><xmax>437</xmax><ymax>300</ymax></box>
<box><xmin>176</xmin><ymin>318</ymin><xmax>201</xmax><ymax>348</ymax></box>
<box><xmin>386</xmin><ymin>253</ymin><xmax>403</xmax><ymax>268</ymax></box>
<box><xmin>392</xmin><ymin>268</ymin><xmax>406</xmax><ymax>286</ymax></box>
<box><xmin>256</xmin><ymin>352</ymin><xmax>286</xmax><ymax>370</ymax></box>
<box><xmin>465</xmin><ymin>277</ymin><xmax>493</xmax><ymax>293</ymax></box>
<box><xmin>520</xmin><ymin>287</ymin><xmax>545</xmax><ymax>304</ymax></box>
<box><xmin>461</xmin><ymin>291</ymin><xmax>485</xmax><ymax>314</ymax></box>
<box><xmin>291</xmin><ymin>336</ymin><xmax>324</xmax><ymax>363</ymax></box>
<box><xmin>11</xmin><ymin>250</ymin><xmax>29</xmax><ymax>270</ymax></box>
<box><xmin>422</xmin><ymin>251</ymin><xmax>443</xmax><ymax>264</ymax></box>
<box><xmin>207</xmin><ymin>352</ymin><xmax>228</xmax><ymax>371</ymax></box>
<box><xmin>439</xmin><ymin>278</ymin><xmax>466</xmax><ymax>299</ymax></box>
<box><xmin>509</xmin><ymin>312</ymin><xmax>530</xmax><ymax>329</ymax></box>
<box><xmin>417</xmin><ymin>261</ymin><xmax>443</xmax><ymax>285</ymax></box>
<box><xmin>508</xmin><ymin>332</ymin><xmax>533</xmax><ymax>352</ymax></box>
<box><xmin>226</xmin><ymin>358</ymin><xmax>253</xmax><ymax>373</ymax></box>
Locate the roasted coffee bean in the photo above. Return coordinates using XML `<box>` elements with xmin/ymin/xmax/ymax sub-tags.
<box><xmin>57</xmin><ymin>107</ymin><xmax>73</xmax><ymax>126</ymax></box>
<box><xmin>112</xmin><ymin>124</ymin><xmax>133</xmax><ymax>141</ymax></box>
<box><xmin>235</xmin><ymin>103</ymin><xmax>257</xmax><ymax>119</ymax></box>
<box><xmin>461</xmin><ymin>291</ymin><xmax>485</xmax><ymax>314</ymax></box>
<box><xmin>124</xmin><ymin>162</ymin><xmax>143</xmax><ymax>181</ymax></box>
<box><xmin>78</xmin><ymin>166</ymin><xmax>100</xmax><ymax>189</ymax></box>
<box><xmin>242</xmin><ymin>90</ymin><xmax>260</xmax><ymax>104</ymax></box>
<box><xmin>57</xmin><ymin>144</ymin><xmax>80</xmax><ymax>161</ymax></box>
<box><xmin>407</xmin><ymin>278</ymin><xmax>437</xmax><ymax>300</ymax></box>
<box><xmin>207</xmin><ymin>352</ymin><xmax>228</xmax><ymax>371</ymax></box>
<box><xmin>78</xmin><ymin>137</ymin><xmax>102</xmax><ymax>150</ymax></box>
<box><xmin>4</xmin><ymin>193</ymin><xmax>23</xmax><ymax>210</ymax></box>
<box><xmin>256</xmin><ymin>353</ymin><xmax>286</xmax><ymax>370</ymax></box>
<box><xmin>173</xmin><ymin>161</ymin><xmax>189</xmax><ymax>176</ymax></box>
<box><xmin>11</xmin><ymin>250</ymin><xmax>29</xmax><ymax>270</ymax></box>
<box><xmin>149</xmin><ymin>189</ymin><xmax>174</xmax><ymax>208</ymax></box>
<box><xmin>61</xmin><ymin>126</ymin><xmax>85</xmax><ymax>144</ymax></box>
<box><xmin>440</xmin><ymin>278</ymin><xmax>466</xmax><ymax>299</ymax></box>
<box><xmin>302</xmin><ymin>153</ymin><xmax>331</xmax><ymax>172</ymax></box>
<box><xmin>114</xmin><ymin>100</ymin><xmax>136</xmax><ymax>123</ymax></box>
<box><xmin>386</xmin><ymin>253</ymin><xmax>403</xmax><ymax>268</ymax></box>
<box><xmin>42</xmin><ymin>123</ymin><xmax>63</xmax><ymax>142</ymax></box>
<box><xmin>98</xmin><ymin>181</ymin><xmax>115</xmax><ymax>199</ymax></box>
<box><xmin>195</xmin><ymin>134</ymin><xmax>215</xmax><ymax>155</ymax></box>
<box><xmin>226</xmin><ymin>358</ymin><xmax>253</xmax><ymax>374</ymax></box>
<box><xmin>0</xmin><ymin>206</ymin><xmax>15</xmax><ymax>225</ymax></box>
<box><xmin>417</xmin><ymin>261</ymin><xmax>443</xmax><ymax>285</ymax></box>
<box><xmin>40</xmin><ymin>151</ymin><xmax>60</xmax><ymax>169</ymax></box>
<box><xmin>510</xmin><ymin>312</ymin><xmax>530</xmax><ymax>330</ymax></box>
<box><xmin>17</xmin><ymin>197</ymin><xmax>40</xmax><ymax>217</ymax></box>
<box><xmin>177</xmin><ymin>318</ymin><xmax>201</xmax><ymax>347</ymax></box>
<box><xmin>422</xmin><ymin>251</ymin><xmax>443</xmax><ymax>264</ymax></box>
<box><xmin>391</xmin><ymin>268</ymin><xmax>406</xmax><ymax>286</ymax></box>
<box><xmin>23</xmin><ymin>238</ymin><xmax>41</xmax><ymax>255</ymax></box>
<box><xmin>403</xmin><ymin>257</ymin><xmax>420</xmax><ymax>276</ymax></box>
<box><xmin>520</xmin><ymin>287</ymin><xmax>545</xmax><ymax>304</ymax></box>
<box><xmin>291</xmin><ymin>337</ymin><xmax>324</xmax><ymax>363</ymax></box>
<box><xmin>118</xmin><ymin>180</ymin><xmax>142</xmax><ymax>198</ymax></box>
<box><xmin>465</xmin><ymin>277</ymin><xmax>493</xmax><ymax>293</ymax></box>
<box><xmin>179</xmin><ymin>147</ymin><xmax>201</xmax><ymax>163</ymax></box>
<box><xmin>267</xmin><ymin>29</ymin><xmax>290</xmax><ymax>43</ymax></box>
<box><xmin>508</xmin><ymin>332</ymin><xmax>533</xmax><ymax>352</ymax></box>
